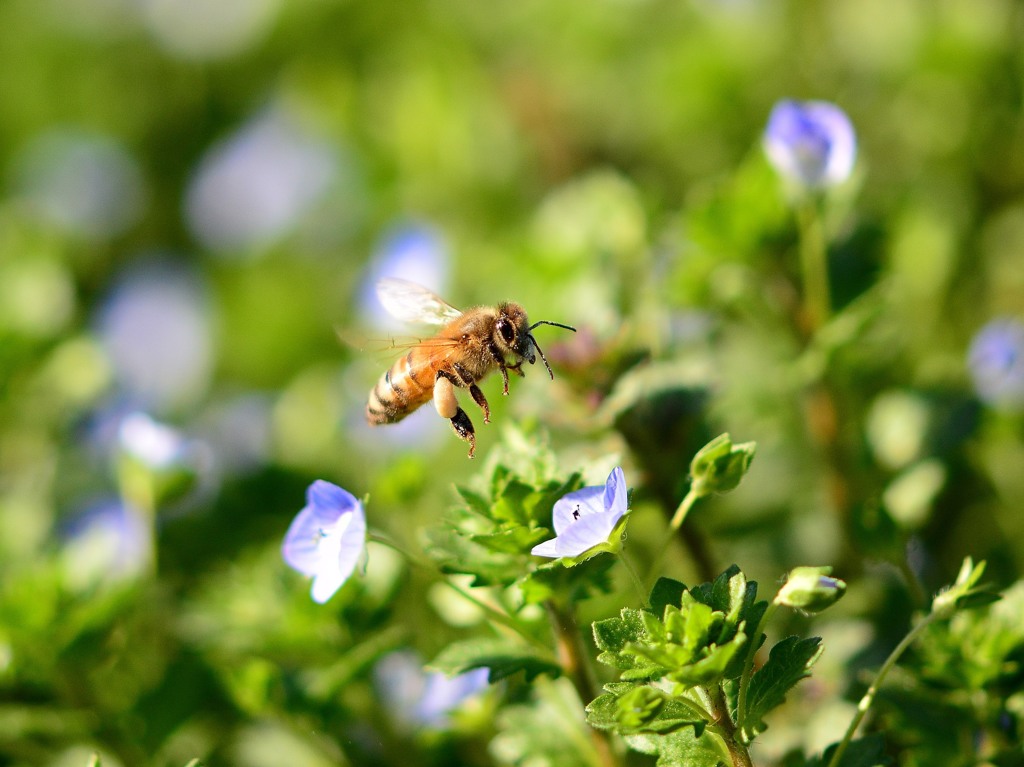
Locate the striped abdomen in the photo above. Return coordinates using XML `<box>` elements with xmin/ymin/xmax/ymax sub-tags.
<box><xmin>366</xmin><ymin>349</ymin><xmax>438</xmax><ymax>425</ymax></box>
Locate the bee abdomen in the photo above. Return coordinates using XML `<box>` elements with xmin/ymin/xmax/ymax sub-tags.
<box><xmin>366</xmin><ymin>352</ymin><xmax>433</xmax><ymax>425</ymax></box>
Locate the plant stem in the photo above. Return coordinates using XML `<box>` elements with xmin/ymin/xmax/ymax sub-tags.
<box><xmin>368</xmin><ymin>530</ymin><xmax>549</xmax><ymax>652</ymax></box>
<box><xmin>545</xmin><ymin>600</ymin><xmax>621</xmax><ymax>767</ymax></box>
<box><xmin>826</xmin><ymin>610</ymin><xmax>941</xmax><ymax>767</ymax></box>
<box><xmin>618</xmin><ymin>550</ymin><xmax>648</xmax><ymax>605</ymax></box>
<box><xmin>796</xmin><ymin>196</ymin><xmax>830</xmax><ymax>333</ymax></box>
<box><xmin>736</xmin><ymin>601</ymin><xmax>778</xmax><ymax>740</ymax></box>
<box><xmin>646</xmin><ymin>488</ymin><xmax>703</xmax><ymax>586</ymax></box>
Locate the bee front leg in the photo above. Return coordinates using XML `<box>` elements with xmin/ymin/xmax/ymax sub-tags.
<box><xmin>469</xmin><ymin>384</ymin><xmax>490</xmax><ymax>423</ymax></box>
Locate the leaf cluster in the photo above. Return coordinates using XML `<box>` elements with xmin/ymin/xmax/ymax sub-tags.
<box><xmin>586</xmin><ymin>566</ymin><xmax>824</xmax><ymax>763</ymax></box>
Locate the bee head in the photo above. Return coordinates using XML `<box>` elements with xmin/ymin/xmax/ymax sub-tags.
<box><xmin>495</xmin><ymin>302</ymin><xmax>576</xmax><ymax>380</ymax></box>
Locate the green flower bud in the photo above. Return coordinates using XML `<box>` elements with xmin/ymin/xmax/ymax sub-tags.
<box><xmin>689</xmin><ymin>433</ymin><xmax>756</xmax><ymax>498</ymax></box>
<box><xmin>776</xmin><ymin>566</ymin><xmax>847</xmax><ymax>613</ymax></box>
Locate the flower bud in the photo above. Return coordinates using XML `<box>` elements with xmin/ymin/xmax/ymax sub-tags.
<box><xmin>776</xmin><ymin>566</ymin><xmax>847</xmax><ymax>613</ymax></box>
<box><xmin>689</xmin><ymin>433</ymin><xmax>756</xmax><ymax>498</ymax></box>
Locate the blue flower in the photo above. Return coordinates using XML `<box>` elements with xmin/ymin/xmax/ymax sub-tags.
<box><xmin>373</xmin><ymin>651</ymin><xmax>489</xmax><ymax>730</ymax></box>
<box><xmin>968</xmin><ymin>318</ymin><xmax>1024</xmax><ymax>409</ymax></box>
<box><xmin>763</xmin><ymin>100</ymin><xmax>857</xmax><ymax>190</ymax></box>
<box><xmin>282</xmin><ymin>480</ymin><xmax>366</xmax><ymax>603</ymax></box>
<box><xmin>531</xmin><ymin>467</ymin><xmax>629</xmax><ymax>559</ymax></box>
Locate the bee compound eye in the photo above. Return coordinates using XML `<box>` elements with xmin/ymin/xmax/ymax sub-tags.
<box><xmin>498</xmin><ymin>319</ymin><xmax>515</xmax><ymax>345</ymax></box>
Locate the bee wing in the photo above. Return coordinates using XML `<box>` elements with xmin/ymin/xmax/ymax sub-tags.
<box><xmin>375</xmin><ymin>278</ymin><xmax>462</xmax><ymax>327</ymax></box>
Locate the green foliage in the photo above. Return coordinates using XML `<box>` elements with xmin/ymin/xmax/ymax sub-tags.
<box><xmin>431</xmin><ymin>638</ymin><xmax>560</xmax><ymax>683</ymax></box>
<box><xmin>3</xmin><ymin>2</ymin><xmax>1024</xmax><ymax>765</ymax></box>
<box><xmin>739</xmin><ymin>636</ymin><xmax>823</xmax><ymax>737</ymax></box>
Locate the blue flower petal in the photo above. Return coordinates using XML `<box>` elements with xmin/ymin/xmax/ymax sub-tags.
<box><xmin>308</xmin><ymin>479</ymin><xmax>359</xmax><ymax>515</ymax></box>
<box><xmin>550</xmin><ymin>485</ymin><xmax>605</xmax><ymax>535</ymax></box>
<box><xmin>602</xmin><ymin>467</ymin><xmax>627</xmax><ymax>515</ymax></box>
<box><xmin>764</xmin><ymin>99</ymin><xmax>856</xmax><ymax>189</ymax></box>
<box><xmin>530</xmin><ymin>537</ymin><xmax>560</xmax><ymax>557</ymax></box>
<box><xmin>281</xmin><ymin>504</ymin><xmax>326</xmax><ymax>576</ymax></box>
<box><xmin>282</xmin><ymin>480</ymin><xmax>366</xmax><ymax>602</ymax></box>
<box><xmin>554</xmin><ymin>511</ymin><xmax>621</xmax><ymax>558</ymax></box>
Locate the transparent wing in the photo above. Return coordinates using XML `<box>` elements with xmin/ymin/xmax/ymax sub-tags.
<box><xmin>375</xmin><ymin>278</ymin><xmax>462</xmax><ymax>326</ymax></box>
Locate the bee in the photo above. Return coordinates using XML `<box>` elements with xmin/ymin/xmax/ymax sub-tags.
<box><xmin>366</xmin><ymin>278</ymin><xmax>576</xmax><ymax>457</ymax></box>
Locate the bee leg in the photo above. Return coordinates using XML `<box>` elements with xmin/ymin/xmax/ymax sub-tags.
<box><xmin>469</xmin><ymin>384</ymin><xmax>490</xmax><ymax>423</ymax></box>
<box><xmin>498</xmin><ymin>363</ymin><xmax>511</xmax><ymax>395</ymax></box>
<box><xmin>449</xmin><ymin>407</ymin><xmax>477</xmax><ymax>458</ymax></box>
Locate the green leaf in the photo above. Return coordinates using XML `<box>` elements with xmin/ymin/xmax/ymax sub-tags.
<box><xmin>430</xmin><ymin>638</ymin><xmax>560</xmax><ymax>683</ymax></box>
<box><xmin>469</xmin><ymin>525</ymin><xmax>551</xmax><ymax>554</ymax></box>
<box><xmin>454</xmin><ymin>485</ymin><xmax>492</xmax><ymax>518</ymax></box>
<box><xmin>519</xmin><ymin>556</ymin><xmax>615</xmax><ymax>604</ymax></box>
<box><xmin>649</xmin><ymin>577</ymin><xmax>687</xmax><ymax>616</ymax></box>
<box><xmin>424</xmin><ymin>522</ymin><xmax>526</xmax><ymax>587</ymax></box>
<box><xmin>742</xmin><ymin>636</ymin><xmax>823</xmax><ymax>736</ymax></box>
<box><xmin>625</xmin><ymin>729</ymin><xmax>727</xmax><ymax>767</ymax></box>
<box><xmin>585</xmin><ymin>687</ymin><xmax>706</xmax><ymax>736</ymax></box>
<box><xmin>593</xmin><ymin>608</ymin><xmax>667</xmax><ymax>679</ymax></box>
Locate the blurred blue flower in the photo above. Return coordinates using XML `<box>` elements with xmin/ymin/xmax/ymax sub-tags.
<box><xmin>62</xmin><ymin>499</ymin><xmax>151</xmax><ymax>588</ymax></box>
<box><xmin>11</xmin><ymin>129</ymin><xmax>147</xmax><ymax>241</ymax></box>
<box><xmin>373</xmin><ymin>650</ymin><xmax>489</xmax><ymax>730</ymax></box>
<box><xmin>186</xmin><ymin>111</ymin><xmax>337</xmax><ymax>254</ymax></box>
<box><xmin>96</xmin><ymin>262</ymin><xmax>213</xmax><ymax>411</ymax></box>
<box><xmin>532</xmin><ymin>467</ymin><xmax>629</xmax><ymax>559</ymax></box>
<box><xmin>360</xmin><ymin>223</ymin><xmax>450</xmax><ymax>331</ymax></box>
<box><xmin>118</xmin><ymin>411</ymin><xmax>187</xmax><ymax>469</ymax></box>
<box><xmin>968</xmin><ymin>318</ymin><xmax>1024</xmax><ymax>409</ymax></box>
<box><xmin>763</xmin><ymin>100</ymin><xmax>857</xmax><ymax>190</ymax></box>
<box><xmin>282</xmin><ymin>480</ymin><xmax>366</xmax><ymax>603</ymax></box>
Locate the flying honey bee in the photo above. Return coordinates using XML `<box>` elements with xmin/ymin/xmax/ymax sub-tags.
<box><xmin>366</xmin><ymin>278</ymin><xmax>576</xmax><ymax>457</ymax></box>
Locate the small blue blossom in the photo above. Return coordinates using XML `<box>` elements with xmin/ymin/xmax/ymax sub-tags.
<box><xmin>531</xmin><ymin>467</ymin><xmax>629</xmax><ymax>559</ymax></box>
<box><xmin>763</xmin><ymin>99</ymin><xmax>857</xmax><ymax>190</ymax></box>
<box><xmin>118</xmin><ymin>411</ymin><xmax>187</xmax><ymax>469</ymax></box>
<box><xmin>968</xmin><ymin>318</ymin><xmax>1024</xmax><ymax>409</ymax></box>
<box><xmin>373</xmin><ymin>650</ymin><xmax>489</xmax><ymax>730</ymax></box>
<box><xmin>282</xmin><ymin>480</ymin><xmax>366</xmax><ymax>603</ymax></box>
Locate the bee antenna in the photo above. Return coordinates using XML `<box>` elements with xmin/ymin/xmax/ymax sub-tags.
<box><xmin>529</xmin><ymin>320</ymin><xmax>577</xmax><ymax>333</ymax></box>
<box><xmin>528</xmin><ymin>334</ymin><xmax>556</xmax><ymax>380</ymax></box>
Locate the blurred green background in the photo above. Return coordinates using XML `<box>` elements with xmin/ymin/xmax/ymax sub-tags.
<box><xmin>2</xmin><ymin>0</ymin><xmax>1024</xmax><ymax>765</ymax></box>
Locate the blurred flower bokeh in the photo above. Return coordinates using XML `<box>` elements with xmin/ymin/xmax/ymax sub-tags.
<box><xmin>2</xmin><ymin>1</ymin><xmax>1024</xmax><ymax>765</ymax></box>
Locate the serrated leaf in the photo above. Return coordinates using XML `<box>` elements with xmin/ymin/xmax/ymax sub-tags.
<box><xmin>625</xmin><ymin>729</ymin><xmax>727</xmax><ymax>767</ymax></box>
<box><xmin>430</xmin><ymin>638</ymin><xmax>560</xmax><ymax>683</ymax></box>
<box><xmin>593</xmin><ymin>608</ymin><xmax>665</xmax><ymax>679</ymax></box>
<box><xmin>649</xmin><ymin>577</ymin><xmax>687</xmax><ymax>616</ymax></box>
<box><xmin>454</xmin><ymin>485</ymin><xmax>492</xmax><ymax>518</ymax></box>
<box><xmin>742</xmin><ymin>636</ymin><xmax>823</xmax><ymax>736</ymax></box>
<box><xmin>423</xmin><ymin>524</ymin><xmax>526</xmax><ymax>587</ymax></box>
<box><xmin>585</xmin><ymin>687</ymin><xmax>705</xmax><ymax>736</ymax></box>
<box><xmin>491</xmin><ymin>479</ymin><xmax>536</xmax><ymax>525</ymax></box>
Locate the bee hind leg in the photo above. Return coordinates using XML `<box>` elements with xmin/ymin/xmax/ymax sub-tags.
<box><xmin>449</xmin><ymin>408</ymin><xmax>477</xmax><ymax>458</ymax></box>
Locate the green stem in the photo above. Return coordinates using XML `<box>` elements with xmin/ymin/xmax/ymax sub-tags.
<box><xmin>618</xmin><ymin>550</ymin><xmax>648</xmax><ymax>605</ymax></box>
<box><xmin>796</xmin><ymin>196</ymin><xmax>830</xmax><ymax>333</ymax></box>
<box><xmin>545</xmin><ymin>600</ymin><xmax>622</xmax><ymax>767</ymax></box>
<box><xmin>826</xmin><ymin>610</ymin><xmax>941</xmax><ymax>767</ymax></box>
<box><xmin>736</xmin><ymin>601</ymin><xmax>779</xmax><ymax>739</ymax></box>
<box><xmin>368</xmin><ymin>530</ymin><xmax>549</xmax><ymax>652</ymax></box>
<box><xmin>897</xmin><ymin>558</ymin><xmax>928</xmax><ymax>610</ymax></box>
<box><xmin>645</xmin><ymin>488</ymin><xmax>702</xmax><ymax>586</ymax></box>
